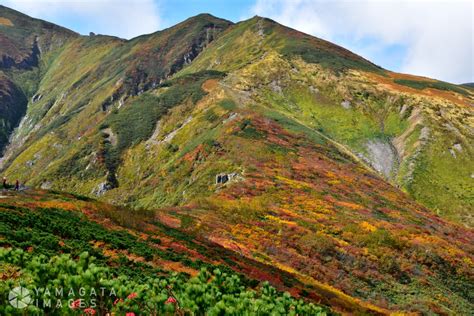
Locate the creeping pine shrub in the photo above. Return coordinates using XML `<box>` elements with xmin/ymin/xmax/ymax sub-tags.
<box><xmin>0</xmin><ymin>248</ymin><xmax>331</xmax><ymax>315</ymax></box>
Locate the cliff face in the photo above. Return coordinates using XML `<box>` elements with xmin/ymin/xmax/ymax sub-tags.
<box><xmin>0</xmin><ymin>74</ymin><xmax>27</xmax><ymax>149</ymax></box>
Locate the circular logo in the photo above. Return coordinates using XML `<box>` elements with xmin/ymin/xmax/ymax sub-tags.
<box><xmin>9</xmin><ymin>286</ymin><xmax>32</xmax><ymax>309</ymax></box>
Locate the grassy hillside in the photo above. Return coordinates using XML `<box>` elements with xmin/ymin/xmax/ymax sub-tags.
<box><xmin>0</xmin><ymin>5</ymin><xmax>77</xmax><ymax>154</ymax></box>
<box><xmin>3</xmin><ymin>72</ymin><xmax>472</xmax><ymax>312</ymax></box>
<box><xmin>2</xmin><ymin>12</ymin><xmax>472</xmax><ymax>226</ymax></box>
<box><xmin>181</xmin><ymin>17</ymin><xmax>474</xmax><ymax>226</ymax></box>
<box><xmin>0</xmin><ymin>180</ymin><xmax>472</xmax><ymax>314</ymax></box>
<box><xmin>0</xmin><ymin>190</ymin><xmax>332</xmax><ymax>315</ymax></box>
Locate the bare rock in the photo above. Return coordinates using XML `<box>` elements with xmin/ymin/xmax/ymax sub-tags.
<box><xmin>364</xmin><ymin>140</ymin><xmax>399</xmax><ymax>179</ymax></box>
<box><xmin>31</xmin><ymin>94</ymin><xmax>42</xmax><ymax>103</ymax></box>
<box><xmin>341</xmin><ymin>100</ymin><xmax>351</xmax><ymax>109</ymax></box>
<box><xmin>92</xmin><ymin>182</ymin><xmax>112</xmax><ymax>196</ymax></box>
<box><xmin>223</xmin><ymin>112</ymin><xmax>239</xmax><ymax>124</ymax></box>
<box><xmin>449</xmin><ymin>149</ymin><xmax>457</xmax><ymax>158</ymax></box>
<box><xmin>269</xmin><ymin>80</ymin><xmax>282</xmax><ymax>94</ymax></box>
<box><xmin>399</xmin><ymin>104</ymin><xmax>409</xmax><ymax>116</ymax></box>
<box><xmin>309</xmin><ymin>86</ymin><xmax>319</xmax><ymax>94</ymax></box>
<box><xmin>216</xmin><ymin>172</ymin><xmax>243</xmax><ymax>185</ymax></box>
<box><xmin>453</xmin><ymin>143</ymin><xmax>463</xmax><ymax>152</ymax></box>
<box><xmin>40</xmin><ymin>181</ymin><xmax>52</xmax><ymax>190</ymax></box>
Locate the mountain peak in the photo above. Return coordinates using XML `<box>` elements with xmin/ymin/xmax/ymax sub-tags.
<box><xmin>181</xmin><ymin>12</ymin><xmax>383</xmax><ymax>75</ymax></box>
<box><xmin>0</xmin><ymin>4</ymin><xmax>77</xmax><ymax>36</ymax></box>
<box><xmin>176</xmin><ymin>12</ymin><xmax>234</xmax><ymax>28</ymax></box>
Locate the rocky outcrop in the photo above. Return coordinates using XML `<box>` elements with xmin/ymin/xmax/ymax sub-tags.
<box><xmin>0</xmin><ymin>76</ymin><xmax>27</xmax><ymax>153</ymax></box>
<box><xmin>0</xmin><ymin>37</ymin><xmax>40</xmax><ymax>70</ymax></box>
<box><xmin>363</xmin><ymin>140</ymin><xmax>399</xmax><ymax>179</ymax></box>
<box><xmin>92</xmin><ymin>181</ymin><xmax>113</xmax><ymax>196</ymax></box>
<box><xmin>340</xmin><ymin>100</ymin><xmax>351</xmax><ymax>109</ymax></box>
<box><xmin>215</xmin><ymin>172</ymin><xmax>243</xmax><ymax>185</ymax></box>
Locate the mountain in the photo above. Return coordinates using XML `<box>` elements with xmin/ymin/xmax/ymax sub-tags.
<box><xmin>0</xmin><ymin>5</ymin><xmax>76</xmax><ymax>151</ymax></box>
<box><xmin>0</xmin><ymin>6</ymin><xmax>473</xmax><ymax>314</ymax></box>
<box><xmin>1</xmin><ymin>11</ymin><xmax>472</xmax><ymax>226</ymax></box>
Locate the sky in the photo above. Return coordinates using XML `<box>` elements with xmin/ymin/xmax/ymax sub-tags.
<box><xmin>1</xmin><ymin>0</ymin><xmax>473</xmax><ymax>84</ymax></box>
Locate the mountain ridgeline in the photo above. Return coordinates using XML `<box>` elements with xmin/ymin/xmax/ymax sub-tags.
<box><xmin>0</xmin><ymin>5</ymin><xmax>473</xmax><ymax>314</ymax></box>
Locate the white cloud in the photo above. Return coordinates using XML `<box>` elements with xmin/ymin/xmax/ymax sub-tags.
<box><xmin>2</xmin><ymin>0</ymin><xmax>162</xmax><ymax>39</ymax></box>
<box><xmin>250</xmin><ymin>0</ymin><xmax>474</xmax><ymax>84</ymax></box>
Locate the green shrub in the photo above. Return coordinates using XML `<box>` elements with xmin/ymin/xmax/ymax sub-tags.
<box><xmin>394</xmin><ymin>79</ymin><xmax>469</xmax><ymax>96</ymax></box>
<box><xmin>0</xmin><ymin>248</ymin><xmax>330</xmax><ymax>315</ymax></box>
<box><xmin>237</xmin><ymin>119</ymin><xmax>266</xmax><ymax>139</ymax></box>
<box><xmin>219</xmin><ymin>99</ymin><xmax>237</xmax><ymax>110</ymax></box>
<box><xmin>281</xmin><ymin>38</ymin><xmax>383</xmax><ymax>74</ymax></box>
<box><xmin>204</xmin><ymin>109</ymin><xmax>219</xmax><ymax>122</ymax></box>
<box><xmin>100</xmin><ymin>71</ymin><xmax>226</xmax><ymax>182</ymax></box>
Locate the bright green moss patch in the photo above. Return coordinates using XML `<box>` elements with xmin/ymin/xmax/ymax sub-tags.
<box><xmin>407</xmin><ymin>136</ymin><xmax>474</xmax><ymax>224</ymax></box>
<box><xmin>219</xmin><ymin>99</ymin><xmax>237</xmax><ymax>110</ymax></box>
<box><xmin>262</xmin><ymin>109</ymin><xmax>325</xmax><ymax>145</ymax></box>
<box><xmin>263</xmin><ymin>85</ymin><xmax>388</xmax><ymax>151</ymax></box>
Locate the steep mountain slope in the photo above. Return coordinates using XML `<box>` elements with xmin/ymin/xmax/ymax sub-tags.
<box><xmin>0</xmin><ymin>9</ymin><xmax>232</xmax><ymax>188</ymax></box>
<box><xmin>1</xmin><ymin>13</ymin><xmax>472</xmax><ymax>226</ymax></box>
<box><xmin>0</xmin><ymin>5</ymin><xmax>77</xmax><ymax>151</ymax></box>
<box><xmin>0</xmin><ymin>5</ymin><xmax>76</xmax><ymax>69</ymax></box>
<box><xmin>181</xmin><ymin>16</ymin><xmax>474</xmax><ymax>226</ymax></box>
<box><xmin>0</xmin><ymin>74</ymin><xmax>26</xmax><ymax>149</ymax></box>
<box><xmin>0</xmin><ymin>7</ymin><xmax>473</xmax><ymax>314</ymax></box>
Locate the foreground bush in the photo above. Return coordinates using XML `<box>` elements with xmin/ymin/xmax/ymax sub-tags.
<box><xmin>0</xmin><ymin>248</ymin><xmax>328</xmax><ymax>315</ymax></box>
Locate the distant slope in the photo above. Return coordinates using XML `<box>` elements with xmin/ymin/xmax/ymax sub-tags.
<box><xmin>0</xmin><ymin>5</ymin><xmax>77</xmax><ymax>69</ymax></box>
<box><xmin>0</xmin><ymin>5</ymin><xmax>77</xmax><ymax>153</ymax></box>
<box><xmin>1</xmin><ymin>9</ymin><xmax>472</xmax><ymax>226</ymax></box>
<box><xmin>183</xmin><ymin>16</ymin><xmax>383</xmax><ymax>74</ymax></box>
<box><xmin>462</xmin><ymin>82</ymin><xmax>474</xmax><ymax>89</ymax></box>
<box><xmin>0</xmin><ymin>12</ymin><xmax>232</xmax><ymax>187</ymax></box>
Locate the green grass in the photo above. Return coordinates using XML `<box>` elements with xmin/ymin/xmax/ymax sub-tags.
<box><xmin>101</xmin><ymin>70</ymin><xmax>226</xmax><ymax>185</ymax></box>
<box><xmin>219</xmin><ymin>99</ymin><xmax>237</xmax><ymax>110</ymax></box>
<box><xmin>107</xmin><ymin>70</ymin><xmax>225</xmax><ymax>151</ymax></box>
<box><xmin>0</xmin><ymin>201</ymin><xmax>330</xmax><ymax>315</ymax></box>
<box><xmin>281</xmin><ymin>40</ymin><xmax>383</xmax><ymax>74</ymax></box>
<box><xmin>394</xmin><ymin>79</ymin><xmax>469</xmax><ymax>96</ymax></box>
<box><xmin>407</xmin><ymin>136</ymin><xmax>474</xmax><ymax>224</ymax></box>
<box><xmin>262</xmin><ymin>84</ymin><xmax>407</xmax><ymax>153</ymax></box>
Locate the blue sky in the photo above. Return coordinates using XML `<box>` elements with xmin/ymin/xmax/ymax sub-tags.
<box><xmin>2</xmin><ymin>0</ymin><xmax>473</xmax><ymax>84</ymax></box>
